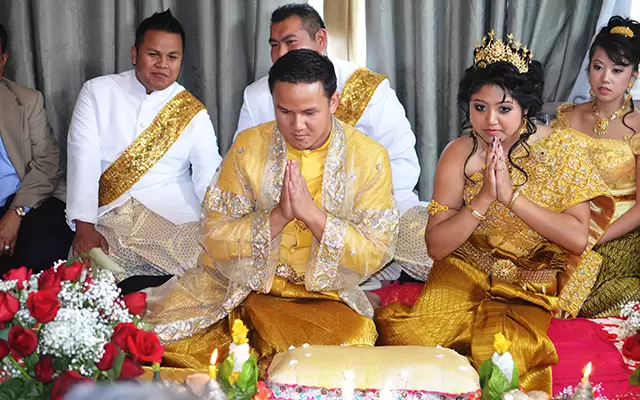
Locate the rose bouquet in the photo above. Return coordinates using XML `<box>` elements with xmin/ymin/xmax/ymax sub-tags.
<box><xmin>0</xmin><ymin>260</ymin><xmax>164</xmax><ymax>399</ymax></box>
<box><xmin>620</xmin><ymin>301</ymin><xmax>640</xmax><ymax>386</ymax></box>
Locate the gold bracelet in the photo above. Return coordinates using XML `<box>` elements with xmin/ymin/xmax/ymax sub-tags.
<box><xmin>427</xmin><ymin>199</ymin><xmax>449</xmax><ymax>216</ymax></box>
<box><xmin>507</xmin><ymin>187</ymin><xmax>522</xmax><ymax>210</ymax></box>
<box><xmin>465</xmin><ymin>201</ymin><xmax>486</xmax><ymax>221</ymax></box>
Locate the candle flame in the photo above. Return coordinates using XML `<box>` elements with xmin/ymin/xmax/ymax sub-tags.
<box><xmin>583</xmin><ymin>362</ymin><xmax>592</xmax><ymax>379</ymax></box>
<box><xmin>210</xmin><ymin>348</ymin><xmax>218</xmax><ymax>365</ymax></box>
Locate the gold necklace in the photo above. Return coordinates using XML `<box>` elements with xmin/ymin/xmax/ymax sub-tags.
<box><xmin>592</xmin><ymin>94</ymin><xmax>632</xmax><ymax>136</ymax></box>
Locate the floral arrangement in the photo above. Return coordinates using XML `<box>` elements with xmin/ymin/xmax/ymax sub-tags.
<box><xmin>0</xmin><ymin>261</ymin><xmax>164</xmax><ymax>399</ymax></box>
<box><xmin>217</xmin><ymin>319</ymin><xmax>272</xmax><ymax>400</ymax></box>
<box><xmin>479</xmin><ymin>333</ymin><xmax>519</xmax><ymax>400</ymax></box>
<box><xmin>620</xmin><ymin>301</ymin><xmax>640</xmax><ymax>386</ymax></box>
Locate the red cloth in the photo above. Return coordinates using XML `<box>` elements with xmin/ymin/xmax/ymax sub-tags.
<box><xmin>549</xmin><ymin>318</ymin><xmax>640</xmax><ymax>397</ymax></box>
<box><xmin>373</xmin><ymin>282</ymin><xmax>640</xmax><ymax>397</ymax></box>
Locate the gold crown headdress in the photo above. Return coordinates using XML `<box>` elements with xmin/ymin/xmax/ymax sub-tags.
<box><xmin>474</xmin><ymin>30</ymin><xmax>533</xmax><ymax>74</ymax></box>
<box><xmin>610</xmin><ymin>26</ymin><xmax>634</xmax><ymax>38</ymax></box>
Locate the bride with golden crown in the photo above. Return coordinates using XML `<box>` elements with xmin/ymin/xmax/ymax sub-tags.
<box><xmin>375</xmin><ymin>30</ymin><xmax>614</xmax><ymax>393</ymax></box>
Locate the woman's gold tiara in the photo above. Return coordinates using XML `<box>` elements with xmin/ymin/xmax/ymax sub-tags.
<box><xmin>474</xmin><ymin>30</ymin><xmax>533</xmax><ymax>74</ymax></box>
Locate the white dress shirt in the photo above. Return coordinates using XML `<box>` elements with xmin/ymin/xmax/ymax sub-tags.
<box><xmin>235</xmin><ymin>57</ymin><xmax>421</xmax><ymax>213</ymax></box>
<box><xmin>66</xmin><ymin>70</ymin><xmax>222</xmax><ymax>228</ymax></box>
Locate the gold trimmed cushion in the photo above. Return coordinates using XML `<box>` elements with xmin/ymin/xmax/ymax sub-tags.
<box><xmin>266</xmin><ymin>345</ymin><xmax>480</xmax><ymax>395</ymax></box>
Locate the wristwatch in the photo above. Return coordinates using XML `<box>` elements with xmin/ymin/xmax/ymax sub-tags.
<box><xmin>12</xmin><ymin>206</ymin><xmax>27</xmax><ymax>218</ymax></box>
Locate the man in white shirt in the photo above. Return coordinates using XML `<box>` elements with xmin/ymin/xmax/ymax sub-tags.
<box><xmin>236</xmin><ymin>4</ymin><xmax>429</xmax><ymax>287</ymax></box>
<box><xmin>66</xmin><ymin>10</ymin><xmax>222</xmax><ymax>284</ymax></box>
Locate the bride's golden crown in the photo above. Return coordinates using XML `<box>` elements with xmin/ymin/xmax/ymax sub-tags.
<box><xmin>474</xmin><ymin>30</ymin><xmax>533</xmax><ymax>74</ymax></box>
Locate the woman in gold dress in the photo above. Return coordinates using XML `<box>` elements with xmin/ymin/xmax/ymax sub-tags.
<box><xmin>554</xmin><ymin>16</ymin><xmax>640</xmax><ymax>318</ymax></box>
<box><xmin>375</xmin><ymin>31</ymin><xmax>613</xmax><ymax>393</ymax></box>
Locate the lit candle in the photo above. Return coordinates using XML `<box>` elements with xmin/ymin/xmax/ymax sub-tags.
<box><xmin>380</xmin><ymin>381</ymin><xmax>393</xmax><ymax>400</ymax></box>
<box><xmin>342</xmin><ymin>370</ymin><xmax>355</xmax><ymax>400</ymax></box>
<box><xmin>581</xmin><ymin>362</ymin><xmax>592</xmax><ymax>383</ymax></box>
<box><xmin>209</xmin><ymin>349</ymin><xmax>218</xmax><ymax>380</ymax></box>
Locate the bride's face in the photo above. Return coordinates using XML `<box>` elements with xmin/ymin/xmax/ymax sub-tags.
<box><xmin>469</xmin><ymin>84</ymin><xmax>525</xmax><ymax>145</ymax></box>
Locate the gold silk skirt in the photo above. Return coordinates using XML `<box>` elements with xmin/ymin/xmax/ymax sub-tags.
<box><xmin>580</xmin><ymin>228</ymin><xmax>640</xmax><ymax>317</ymax></box>
<box><xmin>375</xmin><ymin>251</ymin><xmax>558</xmax><ymax>393</ymax></box>
<box><xmin>156</xmin><ymin>276</ymin><xmax>378</xmax><ymax>381</ymax></box>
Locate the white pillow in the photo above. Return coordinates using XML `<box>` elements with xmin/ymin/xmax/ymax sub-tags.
<box><xmin>266</xmin><ymin>345</ymin><xmax>480</xmax><ymax>399</ymax></box>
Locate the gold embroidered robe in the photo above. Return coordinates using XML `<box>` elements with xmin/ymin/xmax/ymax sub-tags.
<box><xmin>375</xmin><ymin>128</ymin><xmax>613</xmax><ymax>393</ymax></box>
<box><xmin>554</xmin><ymin>103</ymin><xmax>640</xmax><ymax>317</ymax></box>
<box><xmin>145</xmin><ymin>118</ymin><xmax>399</xmax><ymax>377</ymax></box>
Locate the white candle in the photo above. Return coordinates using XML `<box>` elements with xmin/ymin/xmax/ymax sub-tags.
<box><xmin>380</xmin><ymin>381</ymin><xmax>393</xmax><ymax>400</ymax></box>
<box><xmin>342</xmin><ymin>370</ymin><xmax>355</xmax><ymax>400</ymax></box>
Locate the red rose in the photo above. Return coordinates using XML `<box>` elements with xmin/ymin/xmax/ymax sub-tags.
<box><xmin>117</xmin><ymin>357</ymin><xmax>144</xmax><ymax>380</ymax></box>
<box><xmin>51</xmin><ymin>370</ymin><xmax>92</xmax><ymax>400</ymax></box>
<box><xmin>27</xmin><ymin>290</ymin><xmax>60</xmax><ymax>323</ymax></box>
<box><xmin>3</xmin><ymin>267</ymin><xmax>32</xmax><ymax>290</ymax></box>
<box><xmin>38</xmin><ymin>268</ymin><xmax>62</xmax><ymax>295</ymax></box>
<box><xmin>0</xmin><ymin>340</ymin><xmax>8</xmax><ymax>359</ymax></box>
<box><xmin>122</xmin><ymin>292</ymin><xmax>147</xmax><ymax>316</ymax></box>
<box><xmin>8</xmin><ymin>325</ymin><xmax>38</xmax><ymax>357</ymax></box>
<box><xmin>0</xmin><ymin>292</ymin><xmax>20</xmax><ymax>323</ymax></box>
<box><xmin>623</xmin><ymin>333</ymin><xmax>640</xmax><ymax>361</ymax></box>
<box><xmin>96</xmin><ymin>343</ymin><xmax>119</xmax><ymax>371</ymax></box>
<box><xmin>111</xmin><ymin>322</ymin><xmax>139</xmax><ymax>351</ymax></box>
<box><xmin>127</xmin><ymin>330</ymin><xmax>164</xmax><ymax>364</ymax></box>
<box><xmin>57</xmin><ymin>261</ymin><xmax>83</xmax><ymax>282</ymax></box>
<box><xmin>34</xmin><ymin>355</ymin><xmax>55</xmax><ymax>383</ymax></box>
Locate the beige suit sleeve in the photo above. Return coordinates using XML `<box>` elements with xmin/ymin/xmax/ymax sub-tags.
<box><xmin>11</xmin><ymin>91</ymin><xmax>62</xmax><ymax>209</ymax></box>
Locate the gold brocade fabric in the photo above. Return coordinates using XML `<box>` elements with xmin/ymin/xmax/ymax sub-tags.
<box><xmin>98</xmin><ymin>90</ymin><xmax>205</xmax><ymax>207</ymax></box>
<box><xmin>145</xmin><ymin>118</ymin><xmax>398</xmax><ymax>365</ymax></box>
<box><xmin>151</xmin><ymin>278</ymin><xmax>377</xmax><ymax>381</ymax></box>
<box><xmin>95</xmin><ymin>199</ymin><xmax>200</xmax><ymax>280</ymax></box>
<box><xmin>334</xmin><ymin>68</ymin><xmax>387</xmax><ymax>126</ymax></box>
<box><xmin>375</xmin><ymin>128</ymin><xmax>613</xmax><ymax>393</ymax></box>
<box><xmin>278</xmin><ymin>134</ymin><xmax>331</xmax><ymax>277</ymax></box>
<box><xmin>555</xmin><ymin>103</ymin><xmax>640</xmax><ymax>317</ymax></box>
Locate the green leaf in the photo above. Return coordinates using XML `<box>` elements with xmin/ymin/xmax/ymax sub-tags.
<box><xmin>510</xmin><ymin>363</ymin><xmax>519</xmax><ymax>389</ymax></box>
<box><xmin>0</xmin><ymin>378</ymin><xmax>42</xmax><ymax>400</ymax></box>
<box><xmin>478</xmin><ymin>359</ymin><xmax>492</xmax><ymax>388</ymax></box>
<box><xmin>110</xmin><ymin>347</ymin><xmax>126</xmax><ymax>380</ymax></box>
<box><xmin>236</xmin><ymin>359</ymin><xmax>258</xmax><ymax>394</ymax></box>
<box><xmin>219</xmin><ymin>355</ymin><xmax>234</xmax><ymax>381</ymax></box>
<box><xmin>483</xmin><ymin>364</ymin><xmax>511</xmax><ymax>400</ymax></box>
<box><xmin>630</xmin><ymin>365</ymin><xmax>640</xmax><ymax>386</ymax></box>
<box><xmin>0</xmin><ymin>326</ymin><xmax>10</xmax><ymax>341</ymax></box>
<box><xmin>53</xmin><ymin>357</ymin><xmax>67</xmax><ymax>372</ymax></box>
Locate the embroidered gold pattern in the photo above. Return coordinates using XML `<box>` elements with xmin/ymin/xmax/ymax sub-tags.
<box><xmin>461</xmin><ymin>128</ymin><xmax>610</xmax><ymax>315</ymax></box>
<box><xmin>98</xmin><ymin>90</ymin><xmax>205</xmax><ymax>207</ymax></box>
<box><xmin>335</xmin><ymin>68</ymin><xmax>387</xmax><ymax>126</ymax></box>
<box><xmin>427</xmin><ymin>199</ymin><xmax>449</xmax><ymax>215</ymax></box>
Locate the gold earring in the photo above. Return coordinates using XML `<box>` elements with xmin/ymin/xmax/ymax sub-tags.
<box><xmin>628</xmin><ymin>80</ymin><xmax>635</xmax><ymax>93</ymax></box>
<box><xmin>470</xmin><ymin>129</ymin><xmax>477</xmax><ymax>138</ymax></box>
<box><xmin>519</xmin><ymin>117</ymin><xmax>528</xmax><ymax>135</ymax></box>
<box><xmin>589</xmin><ymin>88</ymin><xmax>595</xmax><ymax>99</ymax></box>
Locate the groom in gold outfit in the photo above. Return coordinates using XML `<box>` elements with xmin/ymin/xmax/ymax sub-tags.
<box><xmin>146</xmin><ymin>49</ymin><xmax>399</xmax><ymax>375</ymax></box>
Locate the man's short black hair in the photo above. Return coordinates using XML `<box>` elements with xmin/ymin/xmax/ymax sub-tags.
<box><xmin>268</xmin><ymin>49</ymin><xmax>337</xmax><ymax>99</ymax></box>
<box><xmin>135</xmin><ymin>9</ymin><xmax>185</xmax><ymax>50</ymax></box>
<box><xmin>271</xmin><ymin>3</ymin><xmax>325</xmax><ymax>39</ymax></box>
<box><xmin>0</xmin><ymin>24</ymin><xmax>7</xmax><ymax>54</ymax></box>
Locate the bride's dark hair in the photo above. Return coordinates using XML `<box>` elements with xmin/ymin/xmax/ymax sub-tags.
<box><xmin>458</xmin><ymin>59</ymin><xmax>545</xmax><ymax>184</ymax></box>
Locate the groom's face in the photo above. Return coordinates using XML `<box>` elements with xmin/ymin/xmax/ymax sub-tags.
<box><xmin>272</xmin><ymin>80</ymin><xmax>338</xmax><ymax>151</ymax></box>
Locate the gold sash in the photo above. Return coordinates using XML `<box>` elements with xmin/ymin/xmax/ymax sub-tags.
<box><xmin>335</xmin><ymin>68</ymin><xmax>387</xmax><ymax>126</ymax></box>
<box><xmin>98</xmin><ymin>90</ymin><xmax>205</xmax><ymax>207</ymax></box>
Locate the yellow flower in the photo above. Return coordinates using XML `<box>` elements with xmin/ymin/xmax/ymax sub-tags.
<box><xmin>232</xmin><ymin>319</ymin><xmax>249</xmax><ymax>345</ymax></box>
<box><xmin>228</xmin><ymin>371</ymin><xmax>241</xmax><ymax>385</ymax></box>
<box><xmin>493</xmin><ymin>332</ymin><xmax>511</xmax><ymax>354</ymax></box>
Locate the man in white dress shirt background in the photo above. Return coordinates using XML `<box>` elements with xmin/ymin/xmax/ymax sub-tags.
<box><xmin>66</xmin><ymin>9</ymin><xmax>222</xmax><ymax>289</ymax></box>
<box><xmin>236</xmin><ymin>3</ymin><xmax>430</xmax><ymax>287</ymax></box>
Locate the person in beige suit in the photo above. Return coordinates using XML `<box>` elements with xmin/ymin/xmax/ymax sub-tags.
<box><xmin>0</xmin><ymin>24</ymin><xmax>73</xmax><ymax>273</ymax></box>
